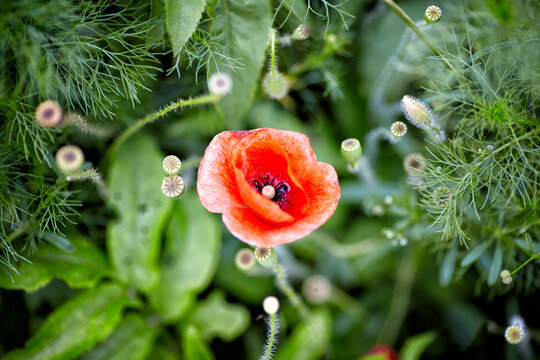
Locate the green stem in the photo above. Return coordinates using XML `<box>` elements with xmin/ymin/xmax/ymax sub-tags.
<box><xmin>511</xmin><ymin>254</ymin><xmax>539</xmax><ymax>276</ymax></box>
<box><xmin>270</xmin><ymin>29</ymin><xmax>277</xmax><ymax>75</ymax></box>
<box><xmin>378</xmin><ymin>245</ymin><xmax>420</xmax><ymax>345</ymax></box>
<box><xmin>109</xmin><ymin>94</ymin><xmax>221</xmax><ymax>154</ymax></box>
<box><xmin>261</xmin><ymin>314</ymin><xmax>277</xmax><ymax>360</ymax></box>
<box><xmin>273</xmin><ymin>264</ymin><xmax>310</xmax><ymax>320</ymax></box>
<box><xmin>492</xmin><ymin>127</ymin><xmax>540</xmax><ymax>155</ymax></box>
<box><xmin>383</xmin><ymin>0</ymin><xmax>455</xmax><ymax>72</ymax></box>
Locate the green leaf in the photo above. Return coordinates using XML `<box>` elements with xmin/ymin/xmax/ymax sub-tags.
<box><xmin>460</xmin><ymin>239</ymin><xmax>494</xmax><ymax>267</ymax></box>
<box><xmin>81</xmin><ymin>314</ymin><xmax>158</xmax><ymax>360</ymax></box>
<box><xmin>150</xmin><ymin>192</ymin><xmax>221</xmax><ymax>321</ymax></box>
<box><xmin>182</xmin><ymin>325</ymin><xmax>215</xmax><ymax>360</ymax></box>
<box><xmin>166</xmin><ymin>0</ymin><xmax>206</xmax><ymax>56</ymax></box>
<box><xmin>487</xmin><ymin>241</ymin><xmax>503</xmax><ymax>285</ymax></box>
<box><xmin>0</xmin><ymin>236</ymin><xmax>110</xmax><ymax>292</ymax></box>
<box><xmin>213</xmin><ymin>0</ymin><xmax>272</xmax><ymax>123</ymax></box>
<box><xmin>442</xmin><ymin>302</ymin><xmax>485</xmax><ymax>348</ymax></box>
<box><xmin>276</xmin><ymin>309</ymin><xmax>332</xmax><ymax>360</ymax></box>
<box><xmin>185</xmin><ymin>289</ymin><xmax>250</xmax><ymax>342</ymax></box>
<box><xmin>399</xmin><ymin>331</ymin><xmax>436</xmax><ymax>360</ymax></box>
<box><xmin>439</xmin><ymin>244</ymin><xmax>457</xmax><ymax>286</ymax></box>
<box><xmin>41</xmin><ymin>232</ymin><xmax>74</xmax><ymax>252</ymax></box>
<box><xmin>147</xmin><ymin>0</ymin><xmax>167</xmax><ymax>49</ymax></box>
<box><xmin>107</xmin><ymin>134</ymin><xmax>172</xmax><ymax>293</ymax></box>
<box><xmin>4</xmin><ymin>283</ymin><xmax>136</xmax><ymax>360</ymax></box>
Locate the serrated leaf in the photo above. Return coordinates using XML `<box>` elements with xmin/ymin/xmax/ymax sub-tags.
<box><xmin>149</xmin><ymin>192</ymin><xmax>221</xmax><ymax>321</ymax></box>
<box><xmin>276</xmin><ymin>309</ymin><xmax>332</xmax><ymax>360</ymax></box>
<box><xmin>166</xmin><ymin>0</ymin><xmax>206</xmax><ymax>56</ymax></box>
<box><xmin>182</xmin><ymin>325</ymin><xmax>215</xmax><ymax>360</ymax></box>
<box><xmin>460</xmin><ymin>239</ymin><xmax>494</xmax><ymax>267</ymax></box>
<box><xmin>4</xmin><ymin>283</ymin><xmax>135</xmax><ymax>360</ymax></box>
<box><xmin>439</xmin><ymin>244</ymin><xmax>457</xmax><ymax>286</ymax></box>
<box><xmin>0</xmin><ymin>236</ymin><xmax>110</xmax><ymax>292</ymax></box>
<box><xmin>107</xmin><ymin>135</ymin><xmax>172</xmax><ymax>293</ymax></box>
<box><xmin>487</xmin><ymin>241</ymin><xmax>503</xmax><ymax>285</ymax></box>
<box><xmin>81</xmin><ymin>314</ymin><xmax>158</xmax><ymax>360</ymax></box>
<box><xmin>186</xmin><ymin>290</ymin><xmax>249</xmax><ymax>342</ymax></box>
<box><xmin>213</xmin><ymin>0</ymin><xmax>272</xmax><ymax>123</ymax></box>
<box><xmin>399</xmin><ymin>331</ymin><xmax>436</xmax><ymax>360</ymax></box>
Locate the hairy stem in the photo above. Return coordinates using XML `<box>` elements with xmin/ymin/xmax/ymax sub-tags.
<box><xmin>383</xmin><ymin>0</ymin><xmax>455</xmax><ymax>72</ymax></box>
<box><xmin>109</xmin><ymin>94</ymin><xmax>221</xmax><ymax>154</ymax></box>
<box><xmin>273</xmin><ymin>264</ymin><xmax>310</xmax><ymax>320</ymax></box>
<box><xmin>270</xmin><ymin>29</ymin><xmax>277</xmax><ymax>75</ymax></box>
<box><xmin>261</xmin><ymin>314</ymin><xmax>278</xmax><ymax>360</ymax></box>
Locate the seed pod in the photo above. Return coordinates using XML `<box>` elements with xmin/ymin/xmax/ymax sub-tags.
<box><xmin>163</xmin><ymin>155</ymin><xmax>182</xmax><ymax>175</ymax></box>
<box><xmin>425</xmin><ymin>5</ymin><xmax>442</xmax><ymax>24</ymax></box>
<box><xmin>55</xmin><ymin>145</ymin><xmax>84</xmax><ymax>175</ymax></box>
<box><xmin>36</xmin><ymin>100</ymin><xmax>64</xmax><ymax>127</ymax></box>
<box><xmin>254</xmin><ymin>247</ymin><xmax>277</xmax><ymax>267</ymax></box>
<box><xmin>341</xmin><ymin>138</ymin><xmax>362</xmax><ymax>166</ymax></box>
<box><xmin>391</xmin><ymin>121</ymin><xmax>407</xmax><ymax>137</ymax></box>
<box><xmin>292</xmin><ymin>24</ymin><xmax>310</xmax><ymax>40</ymax></box>
<box><xmin>403</xmin><ymin>153</ymin><xmax>425</xmax><ymax>175</ymax></box>
<box><xmin>235</xmin><ymin>248</ymin><xmax>256</xmax><ymax>271</ymax></box>
<box><xmin>208</xmin><ymin>73</ymin><xmax>233</xmax><ymax>95</ymax></box>
<box><xmin>161</xmin><ymin>175</ymin><xmax>185</xmax><ymax>198</ymax></box>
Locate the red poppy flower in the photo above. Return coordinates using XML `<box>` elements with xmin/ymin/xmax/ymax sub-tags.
<box><xmin>197</xmin><ymin>128</ymin><xmax>340</xmax><ymax>247</ymax></box>
<box><xmin>364</xmin><ymin>345</ymin><xmax>398</xmax><ymax>360</ymax></box>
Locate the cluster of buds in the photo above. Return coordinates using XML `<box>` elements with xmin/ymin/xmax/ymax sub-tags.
<box><xmin>161</xmin><ymin>155</ymin><xmax>185</xmax><ymax>198</ymax></box>
<box><xmin>500</xmin><ymin>269</ymin><xmax>512</xmax><ymax>285</ymax></box>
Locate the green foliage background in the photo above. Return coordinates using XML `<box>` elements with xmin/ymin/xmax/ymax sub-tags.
<box><xmin>0</xmin><ymin>0</ymin><xmax>539</xmax><ymax>359</ymax></box>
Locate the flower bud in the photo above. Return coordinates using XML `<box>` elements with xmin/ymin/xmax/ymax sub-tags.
<box><xmin>36</xmin><ymin>100</ymin><xmax>64</xmax><ymax>127</ymax></box>
<box><xmin>341</xmin><ymin>138</ymin><xmax>362</xmax><ymax>166</ymax></box>
<box><xmin>163</xmin><ymin>155</ymin><xmax>182</xmax><ymax>175</ymax></box>
<box><xmin>263</xmin><ymin>296</ymin><xmax>280</xmax><ymax>315</ymax></box>
<box><xmin>161</xmin><ymin>175</ymin><xmax>185</xmax><ymax>198</ymax></box>
<box><xmin>254</xmin><ymin>247</ymin><xmax>277</xmax><ymax>267</ymax></box>
<box><xmin>400</xmin><ymin>95</ymin><xmax>433</xmax><ymax>129</ymax></box>
<box><xmin>425</xmin><ymin>5</ymin><xmax>442</xmax><ymax>24</ymax></box>
<box><xmin>434</xmin><ymin>186</ymin><xmax>452</xmax><ymax>206</ymax></box>
<box><xmin>208</xmin><ymin>73</ymin><xmax>233</xmax><ymax>95</ymax></box>
<box><xmin>262</xmin><ymin>71</ymin><xmax>288</xmax><ymax>99</ymax></box>
<box><xmin>55</xmin><ymin>145</ymin><xmax>84</xmax><ymax>175</ymax></box>
<box><xmin>390</xmin><ymin>121</ymin><xmax>407</xmax><ymax>137</ymax></box>
<box><xmin>235</xmin><ymin>248</ymin><xmax>256</xmax><ymax>271</ymax></box>
<box><xmin>292</xmin><ymin>24</ymin><xmax>310</xmax><ymax>40</ymax></box>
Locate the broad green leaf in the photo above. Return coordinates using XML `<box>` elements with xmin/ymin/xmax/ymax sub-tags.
<box><xmin>4</xmin><ymin>283</ymin><xmax>136</xmax><ymax>360</ymax></box>
<box><xmin>439</xmin><ymin>244</ymin><xmax>457</xmax><ymax>286</ymax></box>
<box><xmin>487</xmin><ymin>241</ymin><xmax>503</xmax><ymax>285</ymax></box>
<box><xmin>213</xmin><ymin>0</ymin><xmax>272</xmax><ymax>123</ymax></box>
<box><xmin>107</xmin><ymin>134</ymin><xmax>172</xmax><ymax>292</ymax></box>
<box><xmin>147</xmin><ymin>0</ymin><xmax>167</xmax><ymax>49</ymax></box>
<box><xmin>166</xmin><ymin>0</ymin><xmax>206</xmax><ymax>56</ymax></box>
<box><xmin>276</xmin><ymin>310</ymin><xmax>332</xmax><ymax>360</ymax></box>
<box><xmin>0</xmin><ymin>236</ymin><xmax>110</xmax><ymax>292</ymax></box>
<box><xmin>150</xmin><ymin>192</ymin><xmax>221</xmax><ymax>321</ymax></box>
<box><xmin>442</xmin><ymin>303</ymin><xmax>485</xmax><ymax>348</ymax></box>
<box><xmin>186</xmin><ymin>289</ymin><xmax>250</xmax><ymax>342</ymax></box>
<box><xmin>460</xmin><ymin>239</ymin><xmax>494</xmax><ymax>267</ymax></box>
<box><xmin>81</xmin><ymin>314</ymin><xmax>158</xmax><ymax>360</ymax></box>
<box><xmin>399</xmin><ymin>331</ymin><xmax>436</xmax><ymax>360</ymax></box>
<box><xmin>182</xmin><ymin>325</ymin><xmax>214</xmax><ymax>360</ymax></box>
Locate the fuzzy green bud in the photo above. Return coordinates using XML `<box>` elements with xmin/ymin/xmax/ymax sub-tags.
<box><xmin>425</xmin><ymin>5</ymin><xmax>442</xmax><ymax>24</ymax></box>
<box><xmin>341</xmin><ymin>138</ymin><xmax>362</xmax><ymax>166</ymax></box>
<box><xmin>262</xmin><ymin>71</ymin><xmax>288</xmax><ymax>99</ymax></box>
<box><xmin>263</xmin><ymin>296</ymin><xmax>280</xmax><ymax>315</ymax></box>
<box><xmin>254</xmin><ymin>247</ymin><xmax>277</xmax><ymax>268</ymax></box>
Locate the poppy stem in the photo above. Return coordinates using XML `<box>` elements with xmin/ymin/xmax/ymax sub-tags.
<box><xmin>272</xmin><ymin>264</ymin><xmax>310</xmax><ymax>320</ymax></box>
<box><xmin>109</xmin><ymin>94</ymin><xmax>221</xmax><ymax>155</ymax></box>
<box><xmin>383</xmin><ymin>0</ymin><xmax>455</xmax><ymax>72</ymax></box>
<box><xmin>261</xmin><ymin>314</ymin><xmax>279</xmax><ymax>360</ymax></box>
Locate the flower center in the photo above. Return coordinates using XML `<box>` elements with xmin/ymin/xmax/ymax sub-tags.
<box><xmin>249</xmin><ymin>173</ymin><xmax>291</xmax><ymax>208</ymax></box>
<box><xmin>261</xmin><ymin>185</ymin><xmax>275</xmax><ymax>199</ymax></box>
